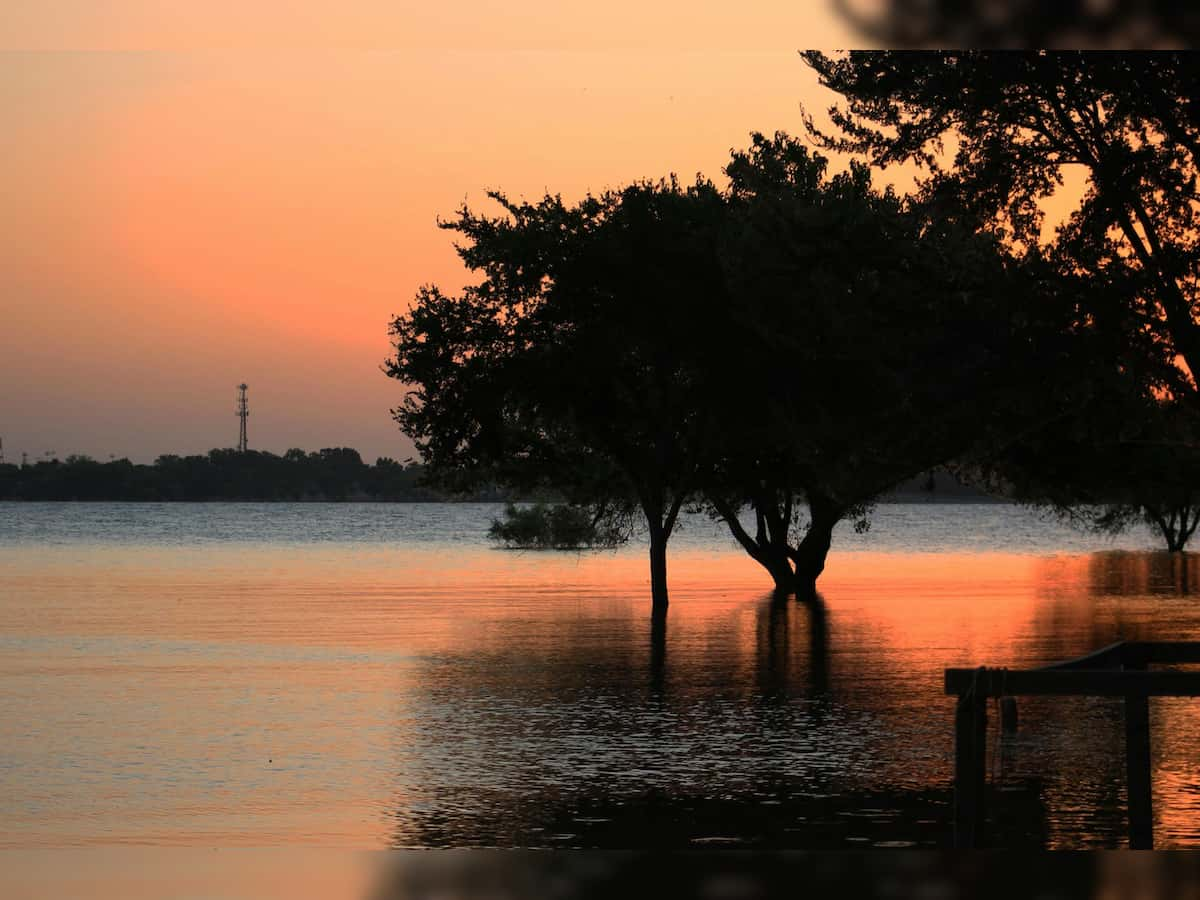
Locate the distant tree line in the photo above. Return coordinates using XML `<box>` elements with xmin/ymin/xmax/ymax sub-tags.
<box><xmin>0</xmin><ymin>449</ymin><xmax>984</xmax><ymax>505</ymax></box>
<box><xmin>387</xmin><ymin>51</ymin><xmax>1200</xmax><ymax>615</ymax></box>
<box><xmin>0</xmin><ymin>449</ymin><xmax>500</xmax><ymax>502</ymax></box>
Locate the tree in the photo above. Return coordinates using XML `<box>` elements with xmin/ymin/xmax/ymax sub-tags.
<box><xmin>801</xmin><ymin>52</ymin><xmax>1200</xmax><ymax>407</ymax></box>
<box><xmin>703</xmin><ymin>132</ymin><xmax>1078</xmax><ymax>596</ymax></box>
<box><xmin>487</xmin><ymin>502</ymin><xmax>631</xmax><ymax>550</ymax></box>
<box><xmin>801</xmin><ymin>52</ymin><xmax>1200</xmax><ymax>551</ymax></box>
<box><xmin>988</xmin><ymin>380</ymin><xmax>1200</xmax><ymax>553</ymax></box>
<box><xmin>386</xmin><ymin>179</ymin><xmax>730</xmax><ymax>614</ymax></box>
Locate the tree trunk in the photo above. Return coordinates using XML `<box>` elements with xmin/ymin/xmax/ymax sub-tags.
<box><xmin>791</xmin><ymin>499</ymin><xmax>838</xmax><ymax>598</ymax></box>
<box><xmin>767</xmin><ymin>556</ymin><xmax>798</xmax><ymax>596</ymax></box>
<box><xmin>648</xmin><ymin>521</ymin><xmax>670</xmax><ymax>614</ymax></box>
<box><xmin>708</xmin><ymin>493</ymin><xmax>842</xmax><ymax>598</ymax></box>
<box><xmin>709</xmin><ymin>495</ymin><xmax>794</xmax><ymax>595</ymax></box>
<box><xmin>1150</xmin><ymin>506</ymin><xmax>1195</xmax><ymax>553</ymax></box>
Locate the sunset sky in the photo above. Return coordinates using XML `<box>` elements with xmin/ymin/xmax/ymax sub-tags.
<box><xmin>1</xmin><ymin>7</ymin><xmax>868</xmax><ymax>463</ymax></box>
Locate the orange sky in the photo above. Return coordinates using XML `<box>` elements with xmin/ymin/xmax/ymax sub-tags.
<box><xmin>0</xmin><ymin>3</ymin><xmax>871</xmax><ymax>462</ymax></box>
<box><xmin>0</xmin><ymin>9</ymin><xmax>1087</xmax><ymax>464</ymax></box>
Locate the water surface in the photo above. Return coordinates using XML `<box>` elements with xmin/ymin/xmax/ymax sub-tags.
<box><xmin>2</xmin><ymin>502</ymin><xmax>1199</xmax><ymax>850</ymax></box>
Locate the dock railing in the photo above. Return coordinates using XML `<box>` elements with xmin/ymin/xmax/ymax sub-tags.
<box><xmin>944</xmin><ymin>640</ymin><xmax>1200</xmax><ymax>849</ymax></box>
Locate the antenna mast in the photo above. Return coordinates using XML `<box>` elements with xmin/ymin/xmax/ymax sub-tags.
<box><xmin>236</xmin><ymin>384</ymin><xmax>249</xmax><ymax>452</ymax></box>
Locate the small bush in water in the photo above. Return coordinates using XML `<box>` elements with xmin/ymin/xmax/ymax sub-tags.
<box><xmin>488</xmin><ymin>503</ymin><xmax>626</xmax><ymax>549</ymax></box>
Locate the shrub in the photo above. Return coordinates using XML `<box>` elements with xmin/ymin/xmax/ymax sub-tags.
<box><xmin>488</xmin><ymin>503</ymin><xmax>627</xmax><ymax>549</ymax></box>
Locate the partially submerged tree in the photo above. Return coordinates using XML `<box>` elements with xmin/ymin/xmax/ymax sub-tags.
<box><xmin>488</xmin><ymin>503</ymin><xmax>632</xmax><ymax>550</ymax></box>
<box><xmin>992</xmin><ymin>385</ymin><xmax>1200</xmax><ymax>553</ymax></box>
<box><xmin>799</xmin><ymin>52</ymin><xmax>1200</xmax><ymax>552</ymax></box>
<box><xmin>387</xmin><ymin>179</ymin><xmax>728</xmax><ymax>613</ymax></box>
<box><xmin>800</xmin><ymin>50</ymin><xmax>1200</xmax><ymax>553</ymax></box>
<box><xmin>703</xmin><ymin>132</ymin><xmax>1079</xmax><ymax>595</ymax></box>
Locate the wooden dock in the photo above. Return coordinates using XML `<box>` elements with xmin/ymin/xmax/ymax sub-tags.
<box><xmin>945</xmin><ymin>641</ymin><xmax>1200</xmax><ymax>849</ymax></box>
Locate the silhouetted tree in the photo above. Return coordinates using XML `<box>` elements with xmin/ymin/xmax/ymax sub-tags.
<box><xmin>704</xmin><ymin>133</ymin><xmax>1079</xmax><ymax>595</ymax></box>
<box><xmin>802</xmin><ymin>52</ymin><xmax>1200</xmax><ymax>408</ymax></box>
<box><xmin>387</xmin><ymin>179</ymin><xmax>729</xmax><ymax>613</ymax></box>
<box><xmin>994</xmin><ymin>388</ymin><xmax>1200</xmax><ymax>552</ymax></box>
<box><xmin>488</xmin><ymin>502</ymin><xmax>631</xmax><ymax>550</ymax></box>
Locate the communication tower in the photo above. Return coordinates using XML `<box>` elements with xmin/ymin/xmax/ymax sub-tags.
<box><xmin>236</xmin><ymin>384</ymin><xmax>249</xmax><ymax>452</ymax></box>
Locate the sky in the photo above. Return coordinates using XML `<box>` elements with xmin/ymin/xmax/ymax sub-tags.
<box><xmin>1</xmin><ymin>5</ymin><xmax>868</xmax><ymax>464</ymax></box>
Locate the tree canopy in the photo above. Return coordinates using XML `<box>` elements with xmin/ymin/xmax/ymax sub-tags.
<box><xmin>802</xmin><ymin>51</ymin><xmax>1200</xmax><ymax>403</ymax></box>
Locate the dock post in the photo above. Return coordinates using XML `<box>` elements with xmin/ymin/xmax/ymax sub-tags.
<box><xmin>946</xmin><ymin>642</ymin><xmax>1200</xmax><ymax>849</ymax></box>
<box><xmin>953</xmin><ymin>683</ymin><xmax>988</xmax><ymax>848</ymax></box>
<box><xmin>999</xmin><ymin>696</ymin><xmax>1018</xmax><ymax>733</ymax></box>
<box><xmin>1124</xmin><ymin>690</ymin><xmax>1153</xmax><ymax>849</ymax></box>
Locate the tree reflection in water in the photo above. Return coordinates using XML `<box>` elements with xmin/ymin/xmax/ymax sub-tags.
<box><xmin>392</xmin><ymin>592</ymin><xmax>1051</xmax><ymax>849</ymax></box>
<box><xmin>1089</xmin><ymin>551</ymin><xmax>1200</xmax><ymax>598</ymax></box>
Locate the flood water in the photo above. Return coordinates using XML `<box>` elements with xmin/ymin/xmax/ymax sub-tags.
<box><xmin>2</xmin><ymin>502</ymin><xmax>1200</xmax><ymax>852</ymax></box>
